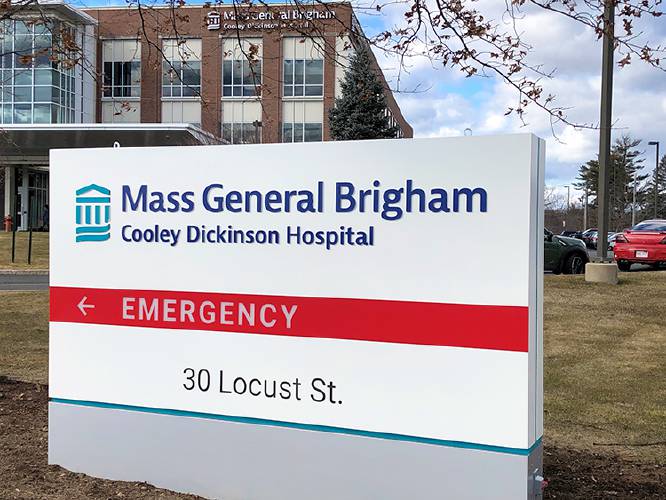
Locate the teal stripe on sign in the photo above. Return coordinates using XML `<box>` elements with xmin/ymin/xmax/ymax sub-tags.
<box><xmin>49</xmin><ymin>398</ymin><xmax>542</xmax><ymax>456</ymax></box>
<box><xmin>85</xmin><ymin>205</ymin><xmax>91</xmax><ymax>224</ymax></box>
<box><xmin>76</xmin><ymin>196</ymin><xmax>111</xmax><ymax>203</ymax></box>
<box><xmin>95</xmin><ymin>205</ymin><xmax>100</xmax><ymax>224</ymax></box>
<box><xmin>76</xmin><ymin>205</ymin><xmax>81</xmax><ymax>224</ymax></box>
<box><xmin>76</xmin><ymin>233</ymin><xmax>110</xmax><ymax>242</ymax></box>
<box><xmin>76</xmin><ymin>224</ymin><xmax>110</xmax><ymax>234</ymax></box>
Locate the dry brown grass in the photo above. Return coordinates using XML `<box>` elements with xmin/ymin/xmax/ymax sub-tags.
<box><xmin>544</xmin><ymin>271</ymin><xmax>666</xmax><ymax>462</ymax></box>
<box><xmin>0</xmin><ymin>232</ymin><xmax>49</xmax><ymax>269</ymax></box>
<box><xmin>0</xmin><ymin>292</ymin><xmax>49</xmax><ymax>384</ymax></box>
<box><xmin>0</xmin><ymin>273</ymin><xmax>664</xmax><ymax>463</ymax></box>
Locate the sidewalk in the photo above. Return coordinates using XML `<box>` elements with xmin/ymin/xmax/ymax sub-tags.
<box><xmin>0</xmin><ymin>271</ymin><xmax>49</xmax><ymax>291</ymax></box>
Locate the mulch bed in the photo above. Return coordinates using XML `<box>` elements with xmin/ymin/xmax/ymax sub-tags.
<box><xmin>1</xmin><ymin>377</ymin><xmax>663</xmax><ymax>499</ymax></box>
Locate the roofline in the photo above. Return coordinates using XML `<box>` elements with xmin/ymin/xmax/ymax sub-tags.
<box><xmin>83</xmin><ymin>1</ymin><xmax>350</xmax><ymax>11</ymax></box>
<box><xmin>0</xmin><ymin>122</ymin><xmax>208</xmax><ymax>132</ymax></box>
<box><xmin>14</xmin><ymin>1</ymin><xmax>99</xmax><ymax>25</ymax></box>
<box><xmin>0</xmin><ymin>122</ymin><xmax>221</xmax><ymax>145</ymax></box>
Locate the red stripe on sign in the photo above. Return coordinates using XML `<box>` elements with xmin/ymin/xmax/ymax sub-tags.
<box><xmin>49</xmin><ymin>287</ymin><xmax>528</xmax><ymax>352</ymax></box>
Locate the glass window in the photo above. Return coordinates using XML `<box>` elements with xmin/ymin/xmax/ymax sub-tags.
<box><xmin>33</xmin><ymin>103</ymin><xmax>50</xmax><ymax>123</ymax></box>
<box><xmin>161</xmin><ymin>39</ymin><xmax>201</xmax><ymax>99</ymax></box>
<box><xmin>304</xmin><ymin>123</ymin><xmax>323</xmax><ymax>142</ymax></box>
<box><xmin>34</xmin><ymin>69</ymin><xmax>51</xmax><ymax>85</ymax></box>
<box><xmin>282</xmin><ymin>123</ymin><xmax>292</xmax><ymax>143</ymax></box>
<box><xmin>13</xmin><ymin>103</ymin><xmax>31</xmax><ymax>123</ymax></box>
<box><xmin>283</xmin><ymin>58</ymin><xmax>323</xmax><ymax>97</ymax></box>
<box><xmin>34</xmin><ymin>86</ymin><xmax>50</xmax><ymax>102</ymax></box>
<box><xmin>283</xmin><ymin>123</ymin><xmax>322</xmax><ymax>143</ymax></box>
<box><xmin>632</xmin><ymin>222</ymin><xmax>666</xmax><ymax>232</ymax></box>
<box><xmin>0</xmin><ymin>19</ymin><xmax>76</xmax><ymax>124</ymax></box>
<box><xmin>102</xmin><ymin>40</ymin><xmax>141</xmax><ymax>99</ymax></box>
<box><xmin>222</xmin><ymin>39</ymin><xmax>262</xmax><ymax>98</ymax></box>
<box><xmin>223</xmin><ymin>122</ymin><xmax>261</xmax><ymax>144</ymax></box>
<box><xmin>14</xmin><ymin>69</ymin><xmax>31</xmax><ymax>85</ymax></box>
<box><xmin>14</xmin><ymin>86</ymin><xmax>32</xmax><ymax>102</ymax></box>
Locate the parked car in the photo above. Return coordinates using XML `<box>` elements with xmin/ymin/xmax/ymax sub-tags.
<box><xmin>607</xmin><ymin>232</ymin><xmax>620</xmax><ymax>251</ymax></box>
<box><xmin>581</xmin><ymin>228</ymin><xmax>597</xmax><ymax>247</ymax></box>
<box><xmin>589</xmin><ymin>231</ymin><xmax>615</xmax><ymax>250</ymax></box>
<box><xmin>545</xmin><ymin>229</ymin><xmax>589</xmax><ymax>274</ymax></box>
<box><xmin>560</xmin><ymin>230</ymin><xmax>582</xmax><ymax>238</ymax></box>
<box><xmin>612</xmin><ymin>219</ymin><xmax>666</xmax><ymax>271</ymax></box>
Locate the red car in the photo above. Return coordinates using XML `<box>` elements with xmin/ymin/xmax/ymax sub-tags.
<box><xmin>613</xmin><ymin>219</ymin><xmax>666</xmax><ymax>271</ymax></box>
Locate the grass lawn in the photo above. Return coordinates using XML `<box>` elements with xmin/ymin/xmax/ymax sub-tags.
<box><xmin>0</xmin><ymin>273</ymin><xmax>664</xmax><ymax>464</ymax></box>
<box><xmin>0</xmin><ymin>291</ymin><xmax>49</xmax><ymax>383</ymax></box>
<box><xmin>0</xmin><ymin>232</ymin><xmax>49</xmax><ymax>269</ymax></box>
<box><xmin>544</xmin><ymin>271</ymin><xmax>666</xmax><ymax>462</ymax></box>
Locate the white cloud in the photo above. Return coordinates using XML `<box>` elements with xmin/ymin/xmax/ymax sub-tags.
<box><xmin>363</xmin><ymin>2</ymin><xmax>666</xmax><ymax>186</ymax></box>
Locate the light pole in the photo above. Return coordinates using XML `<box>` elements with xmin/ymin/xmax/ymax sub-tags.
<box><xmin>648</xmin><ymin>141</ymin><xmax>660</xmax><ymax>218</ymax></box>
<box><xmin>583</xmin><ymin>186</ymin><xmax>588</xmax><ymax>230</ymax></box>
<box><xmin>563</xmin><ymin>185</ymin><xmax>570</xmax><ymax>230</ymax></box>
<box><xmin>596</xmin><ymin>0</ymin><xmax>614</xmax><ymax>263</ymax></box>
<box><xmin>632</xmin><ymin>168</ymin><xmax>637</xmax><ymax>226</ymax></box>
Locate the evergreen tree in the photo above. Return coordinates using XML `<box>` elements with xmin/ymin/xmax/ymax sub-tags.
<box><xmin>641</xmin><ymin>155</ymin><xmax>666</xmax><ymax>220</ymax></box>
<box><xmin>573</xmin><ymin>136</ymin><xmax>650</xmax><ymax>230</ymax></box>
<box><xmin>329</xmin><ymin>46</ymin><xmax>399</xmax><ymax>140</ymax></box>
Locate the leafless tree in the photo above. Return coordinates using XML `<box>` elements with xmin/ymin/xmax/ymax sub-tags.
<box><xmin>1</xmin><ymin>0</ymin><xmax>664</xmax><ymax>127</ymax></box>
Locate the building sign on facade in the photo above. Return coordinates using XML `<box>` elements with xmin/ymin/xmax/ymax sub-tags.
<box><xmin>205</xmin><ymin>11</ymin><xmax>220</xmax><ymax>30</ymax></box>
<box><xmin>49</xmin><ymin>136</ymin><xmax>545</xmax><ymax>500</ymax></box>
<box><xmin>205</xmin><ymin>8</ymin><xmax>338</xmax><ymax>30</ymax></box>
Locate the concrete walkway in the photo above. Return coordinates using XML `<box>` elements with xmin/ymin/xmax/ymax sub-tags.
<box><xmin>0</xmin><ymin>271</ymin><xmax>49</xmax><ymax>291</ymax></box>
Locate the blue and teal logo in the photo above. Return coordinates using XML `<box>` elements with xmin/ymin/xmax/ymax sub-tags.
<box><xmin>75</xmin><ymin>184</ymin><xmax>111</xmax><ymax>242</ymax></box>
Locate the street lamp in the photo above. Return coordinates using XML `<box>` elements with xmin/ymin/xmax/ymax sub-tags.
<box><xmin>563</xmin><ymin>185</ymin><xmax>570</xmax><ymax>230</ymax></box>
<box><xmin>648</xmin><ymin>141</ymin><xmax>660</xmax><ymax>218</ymax></box>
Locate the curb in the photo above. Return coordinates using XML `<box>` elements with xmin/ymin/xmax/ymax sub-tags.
<box><xmin>0</xmin><ymin>269</ymin><xmax>49</xmax><ymax>276</ymax></box>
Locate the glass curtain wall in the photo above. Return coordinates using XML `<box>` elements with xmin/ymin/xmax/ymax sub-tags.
<box><xmin>0</xmin><ymin>19</ymin><xmax>76</xmax><ymax>124</ymax></box>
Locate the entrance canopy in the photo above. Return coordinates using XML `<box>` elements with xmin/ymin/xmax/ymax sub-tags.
<box><xmin>0</xmin><ymin>123</ymin><xmax>221</xmax><ymax>165</ymax></box>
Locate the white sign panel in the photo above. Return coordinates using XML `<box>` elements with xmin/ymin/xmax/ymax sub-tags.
<box><xmin>50</xmin><ymin>136</ymin><xmax>543</xmax><ymax>459</ymax></box>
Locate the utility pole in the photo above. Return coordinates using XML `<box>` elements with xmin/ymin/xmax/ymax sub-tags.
<box><xmin>596</xmin><ymin>0</ymin><xmax>614</xmax><ymax>262</ymax></box>
<box><xmin>632</xmin><ymin>172</ymin><xmax>637</xmax><ymax>226</ymax></box>
<box><xmin>564</xmin><ymin>185</ymin><xmax>570</xmax><ymax>230</ymax></box>
<box><xmin>584</xmin><ymin>187</ymin><xmax>588</xmax><ymax>229</ymax></box>
<box><xmin>648</xmin><ymin>141</ymin><xmax>660</xmax><ymax>218</ymax></box>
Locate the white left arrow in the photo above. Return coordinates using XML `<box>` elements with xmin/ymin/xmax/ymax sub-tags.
<box><xmin>77</xmin><ymin>296</ymin><xmax>95</xmax><ymax>316</ymax></box>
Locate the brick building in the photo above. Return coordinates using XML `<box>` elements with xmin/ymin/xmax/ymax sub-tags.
<box><xmin>1</xmin><ymin>1</ymin><xmax>412</xmax><ymax>229</ymax></box>
<box><xmin>85</xmin><ymin>2</ymin><xmax>412</xmax><ymax>142</ymax></box>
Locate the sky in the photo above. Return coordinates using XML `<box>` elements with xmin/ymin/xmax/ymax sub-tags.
<box><xmin>73</xmin><ymin>0</ymin><xmax>666</xmax><ymax>200</ymax></box>
<box><xmin>355</xmin><ymin>0</ymin><xmax>666</xmax><ymax>200</ymax></box>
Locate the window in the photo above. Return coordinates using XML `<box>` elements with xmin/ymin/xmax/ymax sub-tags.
<box><xmin>162</xmin><ymin>100</ymin><xmax>201</xmax><ymax>126</ymax></box>
<box><xmin>101</xmin><ymin>100</ymin><xmax>140</xmax><ymax>123</ymax></box>
<box><xmin>282</xmin><ymin>122</ymin><xmax>322</xmax><ymax>143</ymax></box>
<box><xmin>282</xmin><ymin>37</ymin><xmax>324</xmax><ymax>98</ymax></box>
<box><xmin>222</xmin><ymin>38</ymin><xmax>262</xmax><ymax>98</ymax></box>
<box><xmin>632</xmin><ymin>222</ymin><xmax>666</xmax><ymax>232</ymax></box>
<box><xmin>221</xmin><ymin>100</ymin><xmax>261</xmax><ymax>144</ymax></box>
<box><xmin>282</xmin><ymin>101</ymin><xmax>323</xmax><ymax>143</ymax></box>
<box><xmin>102</xmin><ymin>39</ymin><xmax>141</xmax><ymax>98</ymax></box>
<box><xmin>223</xmin><ymin>122</ymin><xmax>262</xmax><ymax>144</ymax></box>
<box><xmin>0</xmin><ymin>19</ymin><xmax>75</xmax><ymax>124</ymax></box>
<box><xmin>385</xmin><ymin>108</ymin><xmax>403</xmax><ymax>138</ymax></box>
<box><xmin>162</xmin><ymin>39</ymin><xmax>201</xmax><ymax>98</ymax></box>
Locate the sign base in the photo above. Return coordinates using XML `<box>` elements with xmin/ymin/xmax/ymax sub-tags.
<box><xmin>49</xmin><ymin>401</ymin><xmax>543</xmax><ymax>499</ymax></box>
